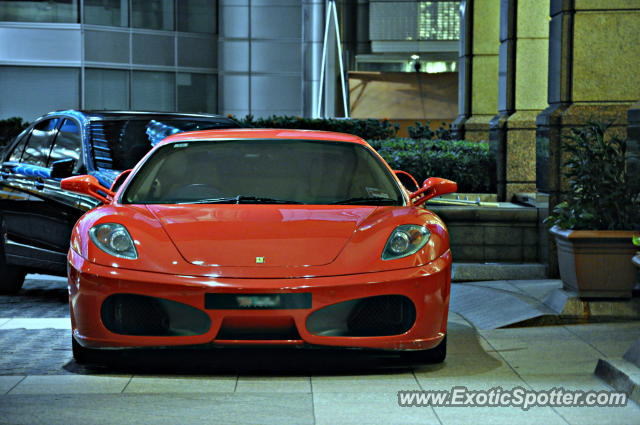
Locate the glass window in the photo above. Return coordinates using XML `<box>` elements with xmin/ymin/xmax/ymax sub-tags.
<box><xmin>177</xmin><ymin>73</ymin><xmax>217</xmax><ymax>113</ymax></box>
<box><xmin>0</xmin><ymin>67</ymin><xmax>80</xmax><ymax>123</ymax></box>
<box><xmin>132</xmin><ymin>71</ymin><xmax>175</xmax><ymax>112</ymax></box>
<box><xmin>8</xmin><ymin>131</ymin><xmax>29</xmax><ymax>162</ymax></box>
<box><xmin>84</xmin><ymin>0</ymin><xmax>127</xmax><ymax>27</ymax></box>
<box><xmin>177</xmin><ymin>35</ymin><xmax>216</xmax><ymax>68</ymax></box>
<box><xmin>92</xmin><ymin>118</ymin><xmax>238</xmax><ymax>171</ymax></box>
<box><xmin>85</xmin><ymin>30</ymin><xmax>130</xmax><ymax>63</ymax></box>
<box><xmin>47</xmin><ymin>119</ymin><xmax>81</xmax><ymax>170</ymax></box>
<box><xmin>418</xmin><ymin>1</ymin><xmax>460</xmax><ymax>41</ymax></box>
<box><xmin>123</xmin><ymin>140</ymin><xmax>404</xmax><ymax>205</ymax></box>
<box><xmin>132</xmin><ymin>34</ymin><xmax>174</xmax><ymax>66</ymax></box>
<box><xmin>131</xmin><ymin>0</ymin><xmax>173</xmax><ymax>31</ymax></box>
<box><xmin>21</xmin><ymin>118</ymin><xmax>60</xmax><ymax>167</ymax></box>
<box><xmin>177</xmin><ymin>0</ymin><xmax>216</xmax><ymax>34</ymax></box>
<box><xmin>0</xmin><ymin>0</ymin><xmax>78</xmax><ymax>23</ymax></box>
<box><xmin>85</xmin><ymin>69</ymin><xmax>130</xmax><ymax>110</ymax></box>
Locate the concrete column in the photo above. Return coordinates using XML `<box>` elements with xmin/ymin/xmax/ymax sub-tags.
<box><xmin>218</xmin><ymin>0</ymin><xmax>304</xmax><ymax>117</ymax></box>
<box><xmin>491</xmin><ymin>0</ymin><xmax>549</xmax><ymax>201</ymax></box>
<box><xmin>536</xmin><ymin>0</ymin><xmax>640</xmax><ymax>275</ymax></box>
<box><xmin>463</xmin><ymin>0</ymin><xmax>501</xmax><ymax>142</ymax></box>
<box><xmin>451</xmin><ymin>0</ymin><xmax>473</xmax><ymax>140</ymax></box>
<box><xmin>302</xmin><ymin>0</ymin><xmax>325</xmax><ymax>117</ymax></box>
<box><xmin>537</xmin><ymin>0</ymin><xmax>640</xmax><ymax>206</ymax></box>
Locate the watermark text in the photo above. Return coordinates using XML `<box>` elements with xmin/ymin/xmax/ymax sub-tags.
<box><xmin>397</xmin><ymin>386</ymin><xmax>627</xmax><ymax>410</ymax></box>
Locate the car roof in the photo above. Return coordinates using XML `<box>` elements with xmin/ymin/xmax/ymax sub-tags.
<box><xmin>43</xmin><ymin>109</ymin><xmax>238</xmax><ymax>124</ymax></box>
<box><xmin>158</xmin><ymin>128</ymin><xmax>367</xmax><ymax>146</ymax></box>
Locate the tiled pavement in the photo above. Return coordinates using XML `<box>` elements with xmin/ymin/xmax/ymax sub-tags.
<box><xmin>0</xmin><ymin>276</ymin><xmax>639</xmax><ymax>424</ymax></box>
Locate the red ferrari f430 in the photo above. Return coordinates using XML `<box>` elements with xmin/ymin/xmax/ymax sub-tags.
<box><xmin>61</xmin><ymin>129</ymin><xmax>457</xmax><ymax>364</ymax></box>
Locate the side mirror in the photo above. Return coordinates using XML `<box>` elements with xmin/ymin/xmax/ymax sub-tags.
<box><xmin>60</xmin><ymin>175</ymin><xmax>114</xmax><ymax>204</ymax></box>
<box><xmin>410</xmin><ymin>177</ymin><xmax>457</xmax><ymax>206</ymax></box>
<box><xmin>50</xmin><ymin>158</ymin><xmax>76</xmax><ymax>179</ymax></box>
<box><xmin>110</xmin><ymin>169</ymin><xmax>132</xmax><ymax>193</ymax></box>
<box><xmin>393</xmin><ymin>170</ymin><xmax>419</xmax><ymax>192</ymax></box>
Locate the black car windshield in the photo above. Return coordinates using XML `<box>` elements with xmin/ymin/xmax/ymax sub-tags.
<box><xmin>121</xmin><ymin>139</ymin><xmax>404</xmax><ymax>206</ymax></box>
<box><xmin>91</xmin><ymin>119</ymin><xmax>236</xmax><ymax>171</ymax></box>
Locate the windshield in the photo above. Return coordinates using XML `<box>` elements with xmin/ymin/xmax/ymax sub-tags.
<box><xmin>121</xmin><ymin>139</ymin><xmax>404</xmax><ymax>205</ymax></box>
<box><xmin>90</xmin><ymin>119</ymin><xmax>236</xmax><ymax>171</ymax></box>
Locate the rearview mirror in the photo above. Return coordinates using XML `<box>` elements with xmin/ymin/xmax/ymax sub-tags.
<box><xmin>410</xmin><ymin>177</ymin><xmax>457</xmax><ymax>206</ymax></box>
<box><xmin>60</xmin><ymin>175</ymin><xmax>114</xmax><ymax>204</ymax></box>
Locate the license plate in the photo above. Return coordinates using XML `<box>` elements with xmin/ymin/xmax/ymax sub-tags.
<box><xmin>205</xmin><ymin>293</ymin><xmax>312</xmax><ymax>309</ymax></box>
<box><xmin>236</xmin><ymin>295</ymin><xmax>281</xmax><ymax>308</ymax></box>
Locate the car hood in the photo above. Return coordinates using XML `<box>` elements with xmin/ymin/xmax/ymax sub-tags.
<box><xmin>146</xmin><ymin>205</ymin><xmax>378</xmax><ymax>267</ymax></box>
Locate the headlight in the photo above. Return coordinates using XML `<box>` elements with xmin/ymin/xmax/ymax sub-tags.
<box><xmin>89</xmin><ymin>223</ymin><xmax>138</xmax><ymax>259</ymax></box>
<box><xmin>382</xmin><ymin>225</ymin><xmax>430</xmax><ymax>260</ymax></box>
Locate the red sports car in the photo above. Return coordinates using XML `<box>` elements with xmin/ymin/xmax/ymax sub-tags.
<box><xmin>61</xmin><ymin>129</ymin><xmax>456</xmax><ymax>363</ymax></box>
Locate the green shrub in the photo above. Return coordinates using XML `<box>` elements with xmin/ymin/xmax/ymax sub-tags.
<box><xmin>0</xmin><ymin>117</ymin><xmax>29</xmax><ymax>150</ymax></box>
<box><xmin>545</xmin><ymin>121</ymin><xmax>640</xmax><ymax>230</ymax></box>
<box><xmin>407</xmin><ymin>121</ymin><xmax>453</xmax><ymax>141</ymax></box>
<box><xmin>369</xmin><ymin>138</ymin><xmax>495</xmax><ymax>193</ymax></box>
<box><xmin>228</xmin><ymin>114</ymin><xmax>398</xmax><ymax>140</ymax></box>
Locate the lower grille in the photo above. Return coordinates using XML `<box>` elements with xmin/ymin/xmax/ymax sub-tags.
<box><xmin>101</xmin><ymin>294</ymin><xmax>211</xmax><ymax>336</ymax></box>
<box><xmin>306</xmin><ymin>295</ymin><xmax>416</xmax><ymax>337</ymax></box>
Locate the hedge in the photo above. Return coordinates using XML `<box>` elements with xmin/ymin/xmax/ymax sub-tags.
<box><xmin>369</xmin><ymin>138</ymin><xmax>495</xmax><ymax>193</ymax></box>
<box><xmin>228</xmin><ymin>114</ymin><xmax>399</xmax><ymax>140</ymax></box>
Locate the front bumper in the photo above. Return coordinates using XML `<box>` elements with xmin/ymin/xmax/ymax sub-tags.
<box><xmin>68</xmin><ymin>248</ymin><xmax>451</xmax><ymax>351</ymax></box>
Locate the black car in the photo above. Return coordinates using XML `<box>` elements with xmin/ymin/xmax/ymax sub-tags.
<box><xmin>0</xmin><ymin>110</ymin><xmax>239</xmax><ymax>293</ymax></box>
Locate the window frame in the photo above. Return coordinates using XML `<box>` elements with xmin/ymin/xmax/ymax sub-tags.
<box><xmin>46</xmin><ymin>117</ymin><xmax>84</xmax><ymax>174</ymax></box>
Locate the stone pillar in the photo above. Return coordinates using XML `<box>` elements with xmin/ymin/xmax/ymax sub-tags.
<box><xmin>451</xmin><ymin>0</ymin><xmax>473</xmax><ymax>140</ymax></box>
<box><xmin>451</xmin><ymin>0</ymin><xmax>500</xmax><ymax>142</ymax></box>
<box><xmin>491</xmin><ymin>0</ymin><xmax>550</xmax><ymax>201</ymax></box>
<box><xmin>537</xmin><ymin>0</ymin><xmax>640</xmax><ymax>275</ymax></box>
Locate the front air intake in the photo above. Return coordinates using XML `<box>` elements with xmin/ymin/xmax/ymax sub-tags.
<box><xmin>306</xmin><ymin>295</ymin><xmax>416</xmax><ymax>337</ymax></box>
<box><xmin>101</xmin><ymin>294</ymin><xmax>211</xmax><ymax>336</ymax></box>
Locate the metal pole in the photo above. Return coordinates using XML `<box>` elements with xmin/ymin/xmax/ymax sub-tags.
<box><xmin>315</xmin><ymin>1</ymin><xmax>332</xmax><ymax>118</ymax></box>
<box><xmin>331</xmin><ymin>0</ymin><xmax>349</xmax><ymax>118</ymax></box>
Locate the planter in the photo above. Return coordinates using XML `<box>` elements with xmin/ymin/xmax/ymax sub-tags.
<box><xmin>550</xmin><ymin>226</ymin><xmax>637</xmax><ymax>299</ymax></box>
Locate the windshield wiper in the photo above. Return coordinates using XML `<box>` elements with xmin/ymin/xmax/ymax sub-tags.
<box><xmin>178</xmin><ymin>195</ymin><xmax>303</xmax><ymax>205</ymax></box>
<box><xmin>235</xmin><ymin>196</ymin><xmax>303</xmax><ymax>204</ymax></box>
<box><xmin>329</xmin><ymin>197</ymin><xmax>399</xmax><ymax>205</ymax></box>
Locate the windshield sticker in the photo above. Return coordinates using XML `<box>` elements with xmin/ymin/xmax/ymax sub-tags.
<box><xmin>173</xmin><ymin>143</ymin><xmax>189</xmax><ymax>148</ymax></box>
<box><xmin>366</xmin><ymin>187</ymin><xmax>390</xmax><ymax>198</ymax></box>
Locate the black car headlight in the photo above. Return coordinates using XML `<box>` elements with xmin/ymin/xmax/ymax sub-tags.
<box><xmin>89</xmin><ymin>223</ymin><xmax>138</xmax><ymax>259</ymax></box>
<box><xmin>382</xmin><ymin>225</ymin><xmax>430</xmax><ymax>260</ymax></box>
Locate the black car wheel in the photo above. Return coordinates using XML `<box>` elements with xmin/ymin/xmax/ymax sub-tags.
<box><xmin>0</xmin><ymin>253</ymin><xmax>26</xmax><ymax>294</ymax></box>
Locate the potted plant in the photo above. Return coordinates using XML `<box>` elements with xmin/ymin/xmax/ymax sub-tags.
<box><xmin>546</xmin><ymin>121</ymin><xmax>640</xmax><ymax>298</ymax></box>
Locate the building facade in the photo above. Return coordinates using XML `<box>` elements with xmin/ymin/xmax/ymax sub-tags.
<box><xmin>0</xmin><ymin>0</ymin><xmax>461</xmax><ymax>122</ymax></box>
